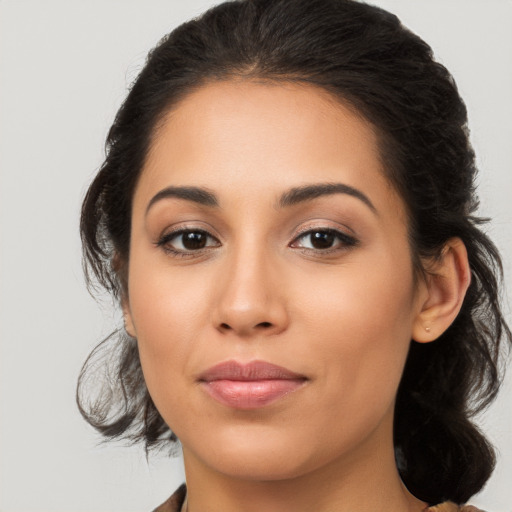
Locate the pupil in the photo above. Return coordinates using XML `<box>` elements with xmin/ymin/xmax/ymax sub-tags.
<box><xmin>311</xmin><ymin>231</ymin><xmax>334</xmax><ymax>249</ymax></box>
<box><xmin>183</xmin><ymin>232</ymin><xmax>207</xmax><ymax>250</ymax></box>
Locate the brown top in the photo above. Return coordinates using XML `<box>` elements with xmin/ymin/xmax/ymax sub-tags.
<box><xmin>152</xmin><ymin>484</ymin><xmax>485</xmax><ymax>512</ymax></box>
<box><xmin>428</xmin><ymin>504</ymin><xmax>483</xmax><ymax>512</ymax></box>
<box><xmin>153</xmin><ymin>484</ymin><xmax>187</xmax><ymax>512</ymax></box>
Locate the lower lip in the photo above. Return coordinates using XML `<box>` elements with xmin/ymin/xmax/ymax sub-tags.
<box><xmin>201</xmin><ymin>379</ymin><xmax>305</xmax><ymax>409</ymax></box>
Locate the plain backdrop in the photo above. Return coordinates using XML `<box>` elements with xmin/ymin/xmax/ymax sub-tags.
<box><xmin>1</xmin><ymin>1</ymin><xmax>511</xmax><ymax>511</ymax></box>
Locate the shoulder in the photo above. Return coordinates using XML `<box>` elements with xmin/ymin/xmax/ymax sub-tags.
<box><xmin>427</xmin><ymin>502</ymin><xmax>486</xmax><ymax>512</ymax></box>
<box><xmin>152</xmin><ymin>488</ymin><xmax>487</xmax><ymax>512</ymax></box>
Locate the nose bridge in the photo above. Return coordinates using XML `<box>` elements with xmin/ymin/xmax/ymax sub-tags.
<box><xmin>213</xmin><ymin>236</ymin><xmax>287</xmax><ymax>336</ymax></box>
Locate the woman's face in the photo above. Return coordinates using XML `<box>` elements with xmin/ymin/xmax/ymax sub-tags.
<box><xmin>124</xmin><ymin>80</ymin><xmax>428</xmax><ymax>481</ymax></box>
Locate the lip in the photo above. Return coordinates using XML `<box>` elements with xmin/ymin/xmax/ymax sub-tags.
<box><xmin>198</xmin><ymin>360</ymin><xmax>308</xmax><ymax>409</ymax></box>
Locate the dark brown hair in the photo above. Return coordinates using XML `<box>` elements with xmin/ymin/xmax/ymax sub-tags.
<box><xmin>77</xmin><ymin>0</ymin><xmax>511</xmax><ymax>505</ymax></box>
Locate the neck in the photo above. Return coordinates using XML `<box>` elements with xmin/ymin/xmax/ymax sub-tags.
<box><xmin>181</xmin><ymin>415</ymin><xmax>426</xmax><ymax>512</ymax></box>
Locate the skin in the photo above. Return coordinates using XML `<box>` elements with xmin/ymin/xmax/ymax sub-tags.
<box><xmin>123</xmin><ymin>80</ymin><xmax>470</xmax><ymax>512</ymax></box>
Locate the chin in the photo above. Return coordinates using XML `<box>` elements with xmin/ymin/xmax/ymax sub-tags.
<box><xmin>208</xmin><ymin>450</ymin><xmax>313</xmax><ymax>482</ymax></box>
<box><xmin>185</xmin><ymin>424</ymin><xmax>343</xmax><ymax>483</ymax></box>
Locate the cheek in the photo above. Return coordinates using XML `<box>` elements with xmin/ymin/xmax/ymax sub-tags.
<box><xmin>128</xmin><ymin>250</ymin><xmax>211</xmax><ymax>341</ymax></box>
<box><xmin>125</xmin><ymin>254</ymin><xmax>212</xmax><ymax>401</ymax></box>
<box><xmin>296</xmin><ymin>249</ymin><xmax>416</xmax><ymax>401</ymax></box>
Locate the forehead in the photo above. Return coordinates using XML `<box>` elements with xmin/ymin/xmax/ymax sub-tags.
<box><xmin>149</xmin><ymin>79</ymin><xmax>379</xmax><ymax>170</ymax></box>
<box><xmin>136</xmin><ymin>79</ymin><xmax>404</xmax><ymax>220</ymax></box>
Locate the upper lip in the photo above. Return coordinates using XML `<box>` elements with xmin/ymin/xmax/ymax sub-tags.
<box><xmin>198</xmin><ymin>360</ymin><xmax>307</xmax><ymax>382</ymax></box>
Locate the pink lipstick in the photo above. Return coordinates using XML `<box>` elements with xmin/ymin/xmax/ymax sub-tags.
<box><xmin>198</xmin><ymin>360</ymin><xmax>307</xmax><ymax>409</ymax></box>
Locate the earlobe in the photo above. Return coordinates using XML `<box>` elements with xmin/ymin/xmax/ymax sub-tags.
<box><xmin>412</xmin><ymin>238</ymin><xmax>471</xmax><ymax>343</ymax></box>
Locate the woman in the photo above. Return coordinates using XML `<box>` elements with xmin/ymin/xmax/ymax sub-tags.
<box><xmin>77</xmin><ymin>0</ymin><xmax>511</xmax><ymax>510</ymax></box>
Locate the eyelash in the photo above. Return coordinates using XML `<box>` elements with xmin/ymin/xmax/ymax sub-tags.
<box><xmin>290</xmin><ymin>227</ymin><xmax>359</xmax><ymax>254</ymax></box>
<box><xmin>155</xmin><ymin>226</ymin><xmax>359</xmax><ymax>258</ymax></box>
<box><xmin>155</xmin><ymin>228</ymin><xmax>220</xmax><ymax>258</ymax></box>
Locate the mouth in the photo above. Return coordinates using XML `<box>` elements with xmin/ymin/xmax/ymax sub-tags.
<box><xmin>198</xmin><ymin>360</ymin><xmax>308</xmax><ymax>410</ymax></box>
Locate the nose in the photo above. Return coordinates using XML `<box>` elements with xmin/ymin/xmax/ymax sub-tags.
<box><xmin>212</xmin><ymin>247</ymin><xmax>289</xmax><ymax>337</ymax></box>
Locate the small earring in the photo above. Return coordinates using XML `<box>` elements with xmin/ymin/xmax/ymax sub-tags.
<box><xmin>425</xmin><ymin>326</ymin><xmax>431</xmax><ymax>333</ymax></box>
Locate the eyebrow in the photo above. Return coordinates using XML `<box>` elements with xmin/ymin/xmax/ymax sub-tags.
<box><xmin>146</xmin><ymin>186</ymin><xmax>219</xmax><ymax>215</ymax></box>
<box><xmin>278</xmin><ymin>183</ymin><xmax>377</xmax><ymax>213</ymax></box>
<box><xmin>146</xmin><ymin>182</ymin><xmax>377</xmax><ymax>215</ymax></box>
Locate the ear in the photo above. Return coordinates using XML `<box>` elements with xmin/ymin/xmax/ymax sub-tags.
<box><xmin>113</xmin><ymin>252</ymin><xmax>136</xmax><ymax>337</ymax></box>
<box><xmin>121</xmin><ymin>296</ymin><xmax>136</xmax><ymax>338</ymax></box>
<box><xmin>412</xmin><ymin>238</ymin><xmax>471</xmax><ymax>343</ymax></box>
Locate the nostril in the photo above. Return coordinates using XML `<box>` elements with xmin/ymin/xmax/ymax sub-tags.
<box><xmin>217</xmin><ymin>321</ymin><xmax>276</xmax><ymax>333</ymax></box>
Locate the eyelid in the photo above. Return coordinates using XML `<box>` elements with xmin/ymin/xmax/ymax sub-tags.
<box><xmin>291</xmin><ymin>219</ymin><xmax>357</xmax><ymax>240</ymax></box>
<box><xmin>155</xmin><ymin>221</ymin><xmax>221</xmax><ymax>242</ymax></box>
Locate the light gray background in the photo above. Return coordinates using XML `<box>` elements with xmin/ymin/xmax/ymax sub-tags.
<box><xmin>1</xmin><ymin>1</ymin><xmax>511</xmax><ymax>511</ymax></box>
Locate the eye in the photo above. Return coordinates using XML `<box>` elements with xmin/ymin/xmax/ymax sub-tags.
<box><xmin>156</xmin><ymin>229</ymin><xmax>220</xmax><ymax>254</ymax></box>
<box><xmin>290</xmin><ymin>228</ymin><xmax>358</xmax><ymax>251</ymax></box>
